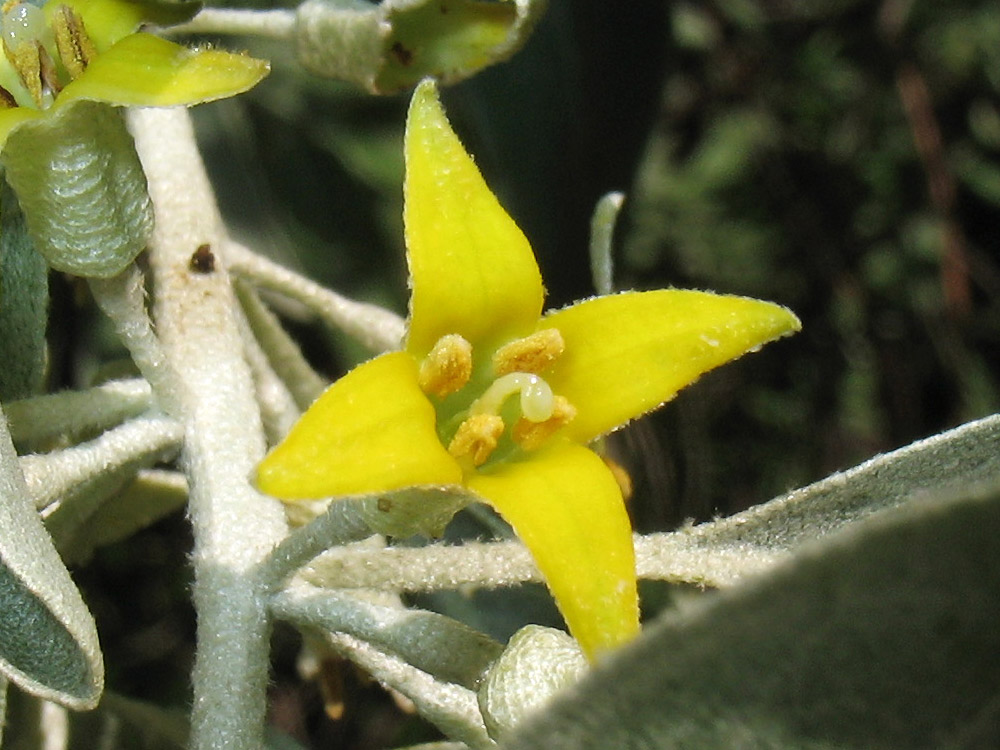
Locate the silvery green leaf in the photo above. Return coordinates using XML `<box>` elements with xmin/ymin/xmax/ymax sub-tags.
<box><xmin>295</xmin><ymin>0</ymin><xmax>547</xmax><ymax>94</ymax></box>
<box><xmin>638</xmin><ymin>411</ymin><xmax>1000</xmax><ymax>587</ymax></box>
<box><xmin>500</xmin><ymin>481</ymin><xmax>1000</xmax><ymax>749</ymax></box>
<box><xmin>272</xmin><ymin>583</ymin><xmax>503</xmax><ymax>689</ymax></box>
<box><xmin>59</xmin><ymin>470</ymin><xmax>187</xmax><ymax>566</ymax></box>
<box><xmin>1</xmin><ymin>100</ymin><xmax>152</xmax><ymax>278</ymax></box>
<box><xmin>0</xmin><ymin>676</ymin><xmax>6</xmax><ymax>746</ymax></box>
<box><xmin>0</xmin><ymin>409</ymin><xmax>103</xmax><ymax>710</ymax></box>
<box><xmin>0</xmin><ymin>182</ymin><xmax>48</xmax><ymax>401</ymax></box>
<box><xmin>479</xmin><ymin>626</ymin><xmax>586</xmax><ymax>740</ymax></box>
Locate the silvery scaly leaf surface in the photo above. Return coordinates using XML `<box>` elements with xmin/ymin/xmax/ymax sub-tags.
<box><xmin>499</xmin><ymin>426</ymin><xmax>1000</xmax><ymax>749</ymax></box>
<box><xmin>0</xmin><ymin>408</ymin><xmax>103</xmax><ymax>709</ymax></box>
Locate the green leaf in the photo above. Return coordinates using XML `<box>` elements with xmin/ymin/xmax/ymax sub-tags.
<box><xmin>0</xmin><ymin>182</ymin><xmax>49</xmax><ymax>401</ymax></box>
<box><xmin>271</xmin><ymin>584</ymin><xmax>503</xmax><ymax>689</ymax></box>
<box><xmin>501</xmin><ymin>481</ymin><xmax>1000</xmax><ymax>749</ymax></box>
<box><xmin>1</xmin><ymin>100</ymin><xmax>152</xmax><ymax>278</ymax></box>
<box><xmin>0</xmin><ymin>408</ymin><xmax>103</xmax><ymax>710</ymax></box>
<box><xmin>59</xmin><ymin>470</ymin><xmax>186</xmax><ymax>566</ymax></box>
<box><xmin>295</xmin><ymin>0</ymin><xmax>547</xmax><ymax>94</ymax></box>
<box><xmin>639</xmin><ymin>412</ymin><xmax>1000</xmax><ymax>587</ymax></box>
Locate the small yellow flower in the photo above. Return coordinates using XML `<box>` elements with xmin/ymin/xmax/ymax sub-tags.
<box><xmin>257</xmin><ymin>79</ymin><xmax>801</xmax><ymax>660</ymax></box>
<box><xmin>0</xmin><ymin>0</ymin><xmax>268</xmax><ymax>146</ymax></box>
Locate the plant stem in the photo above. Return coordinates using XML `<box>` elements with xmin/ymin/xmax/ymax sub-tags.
<box><xmin>168</xmin><ymin>8</ymin><xmax>296</xmax><ymax>40</ymax></box>
<box><xmin>89</xmin><ymin>265</ymin><xmax>184</xmax><ymax>417</ymax></box>
<box><xmin>129</xmin><ymin>106</ymin><xmax>289</xmax><ymax>750</ymax></box>
<box><xmin>227</xmin><ymin>240</ymin><xmax>405</xmax><ymax>352</ymax></box>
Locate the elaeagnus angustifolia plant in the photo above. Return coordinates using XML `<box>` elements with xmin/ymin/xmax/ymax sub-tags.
<box><xmin>0</xmin><ymin>1</ymin><xmax>997</xmax><ymax>749</ymax></box>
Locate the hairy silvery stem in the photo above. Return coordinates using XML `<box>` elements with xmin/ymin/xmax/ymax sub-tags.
<box><xmin>128</xmin><ymin>107</ymin><xmax>288</xmax><ymax>750</ymax></box>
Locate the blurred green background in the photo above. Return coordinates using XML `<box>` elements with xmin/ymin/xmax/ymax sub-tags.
<box><xmin>45</xmin><ymin>0</ymin><xmax>1000</xmax><ymax>747</ymax></box>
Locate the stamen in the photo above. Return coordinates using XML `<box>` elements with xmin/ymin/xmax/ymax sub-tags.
<box><xmin>447</xmin><ymin>413</ymin><xmax>504</xmax><ymax>466</ymax></box>
<box><xmin>418</xmin><ymin>334</ymin><xmax>472</xmax><ymax>398</ymax></box>
<box><xmin>472</xmin><ymin>372</ymin><xmax>554</xmax><ymax>423</ymax></box>
<box><xmin>2</xmin><ymin>2</ymin><xmax>55</xmax><ymax>107</ymax></box>
<box><xmin>511</xmin><ymin>395</ymin><xmax>577</xmax><ymax>450</ymax></box>
<box><xmin>493</xmin><ymin>328</ymin><xmax>565</xmax><ymax>376</ymax></box>
<box><xmin>53</xmin><ymin>4</ymin><xmax>95</xmax><ymax>79</ymax></box>
<box><xmin>602</xmin><ymin>456</ymin><xmax>633</xmax><ymax>501</ymax></box>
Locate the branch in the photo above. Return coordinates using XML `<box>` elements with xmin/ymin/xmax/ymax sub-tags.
<box><xmin>4</xmin><ymin>379</ymin><xmax>152</xmax><ymax>447</ymax></box>
<box><xmin>226</xmin><ymin>240</ymin><xmax>405</xmax><ymax>353</ymax></box>
<box><xmin>129</xmin><ymin>106</ymin><xmax>289</xmax><ymax>750</ymax></box>
<box><xmin>272</xmin><ymin>583</ymin><xmax>502</xmax><ymax>690</ymax></box>
<box><xmin>23</xmin><ymin>416</ymin><xmax>182</xmax><ymax>512</ymax></box>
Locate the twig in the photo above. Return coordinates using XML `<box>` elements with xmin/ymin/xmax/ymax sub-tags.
<box><xmin>129</xmin><ymin>106</ymin><xmax>289</xmax><ymax>750</ymax></box>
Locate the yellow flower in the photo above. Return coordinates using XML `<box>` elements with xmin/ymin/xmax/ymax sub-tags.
<box><xmin>257</xmin><ymin>79</ymin><xmax>801</xmax><ymax>660</ymax></box>
<box><xmin>0</xmin><ymin>0</ymin><xmax>268</xmax><ymax>146</ymax></box>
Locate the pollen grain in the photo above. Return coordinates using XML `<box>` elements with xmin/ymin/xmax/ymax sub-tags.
<box><xmin>418</xmin><ymin>333</ymin><xmax>473</xmax><ymax>398</ymax></box>
<box><xmin>492</xmin><ymin>328</ymin><xmax>565</xmax><ymax>376</ymax></box>
<box><xmin>447</xmin><ymin>414</ymin><xmax>504</xmax><ymax>466</ymax></box>
<box><xmin>511</xmin><ymin>395</ymin><xmax>577</xmax><ymax>450</ymax></box>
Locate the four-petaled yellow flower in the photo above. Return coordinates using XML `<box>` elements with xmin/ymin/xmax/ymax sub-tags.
<box><xmin>257</xmin><ymin>79</ymin><xmax>801</xmax><ymax>660</ymax></box>
<box><xmin>0</xmin><ymin>0</ymin><xmax>268</xmax><ymax>146</ymax></box>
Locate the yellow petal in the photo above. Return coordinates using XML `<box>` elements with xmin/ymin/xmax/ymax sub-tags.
<box><xmin>51</xmin><ymin>0</ymin><xmax>198</xmax><ymax>51</ymax></box>
<box><xmin>467</xmin><ymin>442</ymin><xmax>639</xmax><ymax>660</ymax></box>
<box><xmin>55</xmin><ymin>33</ymin><xmax>268</xmax><ymax>109</ymax></box>
<box><xmin>256</xmin><ymin>352</ymin><xmax>462</xmax><ymax>499</ymax></box>
<box><xmin>540</xmin><ymin>290</ymin><xmax>801</xmax><ymax>443</ymax></box>
<box><xmin>404</xmin><ymin>78</ymin><xmax>543</xmax><ymax>357</ymax></box>
<box><xmin>0</xmin><ymin>108</ymin><xmax>42</xmax><ymax>150</ymax></box>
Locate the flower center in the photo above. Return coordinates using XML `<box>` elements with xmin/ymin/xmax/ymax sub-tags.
<box><xmin>418</xmin><ymin>329</ymin><xmax>577</xmax><ymax>468</ymax></box>
<box><xmin>0</xmin><ymin>0</ymin><xmax>95</xmax><ymax>109</ymax></box>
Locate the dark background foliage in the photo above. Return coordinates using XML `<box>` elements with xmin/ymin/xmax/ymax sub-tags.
<box><xmin>45</xmin><ymin>0</ymin><xmax>1000</xmax><ymax>747</ymax></box>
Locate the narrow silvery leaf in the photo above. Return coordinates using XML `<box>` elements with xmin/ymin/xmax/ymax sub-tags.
<box><xmin>59</xmin><ymin>470</ymin><xmax>187</xmax><ymax>566</ymax></box>
<box><xmin>295</xmin><ymin>0</ymin><xmax>546</xmax><ymax>94</ymax></box>
<box><xmin>588</xmin><ymin>192</ymin><xmax>624</xmax><ymax>296</ymax></box>
<box><xmin>0</xmin><ymin>182</ymin><xmax>48</xmax><ymax>400</ymax></box>
<box><xmin>1</xmin><ymin>100</ymin><xmax>152</xmax><ymax>278</ymax></box>
<box><xmin>0</xmin><ymin>676</ymin><xmax>6</xmax><ymax>746</ymax></box>
<box><xmin>0</xmin><ymin>408</ymin><xmax>103</xmax><ymax>709</ymax></box>
<box><xmin>501</xmin><ymin>482</ymin><xmax>1000</xmax><ymax>749</ymax></box>
<box><xmin>272</xmin><ymin>584</ymin><xmax>503</xmax><ymax>689</ymax></box>
<box><xmin>639</xmin><ymin>411</ymin><xmax>1000</xmax><ymax>587</ymax></box>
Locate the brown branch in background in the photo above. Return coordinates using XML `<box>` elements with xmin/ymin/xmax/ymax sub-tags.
<box><xmin>880</xmin><ymin>0</ymin><xmax>971</xmax><ymax>318</ymax></box>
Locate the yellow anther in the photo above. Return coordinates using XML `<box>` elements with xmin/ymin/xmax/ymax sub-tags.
<box><xmin>602</xmin><ymin>455</ymin><xmax>633</xmax><ymax>501</ymax></box>
<box><xmin>5</xmin><ymin>37</ymin><xmax>43</xmax><ymax>107</ymax></box>
<box><xmin>511</xmin><ymin>395</ymin><xmax>577</xmax><ymax>450</ymax></box>
<box><xmin>492</xmin><ymin>328</ymin><xmax>565</xmax><ymax>376</ymax></box>
<box><xmin>448</xmin><ymin>413</ymin><xmax>504</xmax><ymax>467</ymax></box>
<box><xmin>53</xmin><ymin>4</ymin><xmax>95</xmax><ymax>79</ymax></box>
<box><xmin>418</xmin><ymin>334</ymin><xmax>473</xmax><ymax>398</ymax></box>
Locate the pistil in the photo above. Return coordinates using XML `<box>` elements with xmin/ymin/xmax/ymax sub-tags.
<box><xmin>471</xmin><ymin>371</ymin><xmax>554</xmax><ymax>423</ymax></box>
